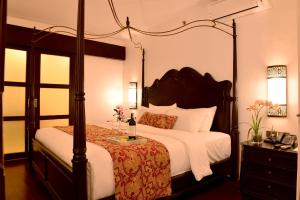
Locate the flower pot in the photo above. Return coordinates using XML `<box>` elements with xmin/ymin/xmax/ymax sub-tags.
<box><xmin>251</xmin><ymin>132</ymin><xmax>263</xmax><ymax>144</ymax></box>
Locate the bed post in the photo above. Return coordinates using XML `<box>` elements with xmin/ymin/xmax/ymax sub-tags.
<box><xmin>141</xmin><ymin>49</ymin><xmax>148</xmax><ymax>106</ymax></box>
<box><xmin>0</xmin><ymin>0</ymin><xmax>6</xmax><ymax>199</ymax></box>
<box><xmin>231</xmin><ymin>19</ymin><xmax>239</xmax><ymax>180</ymax></box>
<box><xmin>72</xmin><ymin>0</ymin><xmax>88</xmax><ymax>199</ymax></box>
<box><xmin>28</xmin><ymin>28</ymin><xmax>37</xmax><ymax>167</ymax></box>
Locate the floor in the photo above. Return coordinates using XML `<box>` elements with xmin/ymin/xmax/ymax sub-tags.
<box><xmin>4</xmin><ymin>159</ymin><xmax>241</xmax><ymax>200</ymax></box>
<box><xmin>5</xmin><ymin>159</ymin><xmax>51</xmax><ymax>200</ymax></box>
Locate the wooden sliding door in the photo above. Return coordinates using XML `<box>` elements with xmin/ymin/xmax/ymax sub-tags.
<box><xmin>3</xmin><ymin>48</ymin><xmax>29</xmax><ymax>159</ymax></box>
<box><xmin>2</xmin><ymin>49</ymin><xmax>74</xmax><ymax>160</ymax></box>
<box><xmin>36</xmin><ymin>52</ymin><xmax>74</xmax><ymax>129</ymax></box>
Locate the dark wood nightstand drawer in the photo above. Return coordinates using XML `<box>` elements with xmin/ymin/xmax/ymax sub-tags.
<box><xmin>240</xmin><ymin>142</ymin><xmax>297</xmax><ymax>200</ymax></box>
<box><xmin>243</xmin><ymin>163</ymin><xmax>296</xmax><ymax>187</ymax></box>
<box><xmin>243</xmin><ymin>146</ymin><xmax>297</xmax><ymax>171</ymax></box>
<box><xmin>241</xmin><ymin>176</ymin><xmax>296</xmax><ymax>200</ymax></box>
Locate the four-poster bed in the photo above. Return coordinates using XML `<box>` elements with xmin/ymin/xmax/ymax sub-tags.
<box><xmin>32</xmin><ymin>64</ymin><xmax>238</xmax><ymax>199</ymax></box>
<box><xmin>0</xmin><ymin>0</ymin><xmax>240</xmax><ymax>199</ymax></box>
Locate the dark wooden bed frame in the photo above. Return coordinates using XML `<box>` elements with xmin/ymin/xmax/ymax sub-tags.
<box><xmin>0</xmin><ymin>0</ymin><xmax>239</xmax><ymax>199</ymax></box>
<box><xmin>31</xmin><ymin>66</ymin><xmax>238</xmax><ymax>200</ymax></box>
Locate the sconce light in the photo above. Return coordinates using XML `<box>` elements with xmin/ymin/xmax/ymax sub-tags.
<box><xmin>128</xmin><ymin>82</ymin><xmax>137</xmax><ymax>109</ymax></box>
<box><xmin>267</xmin><ymin>65</ymin><xmax>287</xmax><ymax>117</ymax></box>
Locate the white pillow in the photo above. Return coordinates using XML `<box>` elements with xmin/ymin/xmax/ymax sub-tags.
<box><xmin>166</xmin><ymin>108</ymin><xmax>207</xmax><ymax>132</ymax></box>
<box><xmin>136</xmin><ymin>104</ymin><xmax>177</xmax><ymax>121</ymax></box>
<box><xmin>149</xmin><ymin>103</ymin><xmax>177</xmax><ymax>114</ymax></box>
<box><xmin>188</xmin><ymin>106</ymin><xmax>217</xmax><ymax>131</ymax></box>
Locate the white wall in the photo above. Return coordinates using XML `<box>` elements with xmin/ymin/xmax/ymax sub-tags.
<box><xmin>123</xmin><ymin>41</ymin><xmax>143</xmax><ymax>107</ymax></box>
<box><xmin>237</xmin><ymin>0</ymin><xmax>298</xmax><ymax>141</ymax></box>
<box><xmin>124</xmin><ymin>0</ymin><xmax>298</xmax><ymax>142</ymax></box>
<box><xmin>297</xmin><ymin>0</ymin><xmax>300</xmax><ymax>198</ymax></box>
<box><xmin>85</xmin><ymin>56</ymin><xmax>124</xmax><ymax>123</ymax></box>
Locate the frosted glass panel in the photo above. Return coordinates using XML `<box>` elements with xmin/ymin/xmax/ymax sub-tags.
<box><xmin>3</xmin><ymin>86</ymin><xmax>25</xmax><ymax>116</ymax></box>
<box><xmin>40</xmin><ymin>119</ymin><xmax>69</xmax><ymax>128</ymax></box>
<box><xmin>3</xmin><ymin>121</ymin><xmax>25</xmax><ymax>154</ymax></box>
<box><xmin>40</xmin><ymin>88</ymin><xmax>69</xmax><ymax>115</ymax></box>
<box><xmin>4</xmin><ymin>48</ymin><xmax>27</xmax><ymax>82</ymax></box>
<box><xmin>40</xmin><ymin>54</ymin><xmax>70</xmax><ymax>84</ymax></box>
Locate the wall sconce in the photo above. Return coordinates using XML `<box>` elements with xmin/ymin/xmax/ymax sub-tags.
<box><xmin>128</xmin><ymin>82</ymin><xmax>137</xmax><ymax>109</ymax></box>
<box><xmin>267</xmin><ymin>65</ymin><xmax>287</xmax><ymax>117</ymax></box>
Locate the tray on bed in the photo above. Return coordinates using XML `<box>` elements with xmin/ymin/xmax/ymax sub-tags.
<box><xmin>106</xmin><ymin>135</ymin><xmax>147</xmax><ymax>145</ymax></box>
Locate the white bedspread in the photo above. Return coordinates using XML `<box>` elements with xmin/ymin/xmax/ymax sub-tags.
<box><xmin>35</xmin><ymin>123</ymin><xmax>230</xmax><ymax>200</ymax></box>
<box><xmin>136</xmin><ymin>124</ymin><xmax>212</xmax><ymax>181</ymax></box>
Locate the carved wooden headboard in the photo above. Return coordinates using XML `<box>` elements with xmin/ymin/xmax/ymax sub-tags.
<box><xmin>142</xmin><ymin>67</ymin><xmax>232</xmax><ymax>134</ymax></box>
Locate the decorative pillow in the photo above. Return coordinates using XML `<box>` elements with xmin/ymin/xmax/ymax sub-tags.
<box><xmin>166</xmin><ymin>108</ymin><xmax>207</xmax><ymax>132</ymax></box>
<box><xmin>136</xmin><ymin>106</ymin><xmax>149</xmax><ymax>121</ymax></box>
<box><xmin>138</xmin><ymin>111</ymin><xmax>178</xmax><ymax>129</ymax></box>
<box><xmin>149</xmin><ymin>103</ymin><xmax>177</xmax><ymax>114</ymax></box>
<box><xmin>187</xmin><ymin>106</ymin><xmax>217</xmax><ymax>131</ymax></box>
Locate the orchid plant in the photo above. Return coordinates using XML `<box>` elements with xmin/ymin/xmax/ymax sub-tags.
<box><xmin>113</xmin><ymin>105</ymin><xmax>126</xmax><ymax>122</ymax></box>
<box><xmin>246</xmin><ymin>100</ymin><xmax>278</xmax><ymax>142</ymax></box>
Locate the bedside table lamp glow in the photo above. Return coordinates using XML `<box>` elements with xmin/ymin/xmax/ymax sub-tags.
<box><xmin>128</xmin><ymin>82</ymin><xmax>137</xmax><ymax>109</ymax></box>
<box><xmin>267</xmin><ymin>65</ymin><xmax>287</xmax><ymax>117</ymax></box>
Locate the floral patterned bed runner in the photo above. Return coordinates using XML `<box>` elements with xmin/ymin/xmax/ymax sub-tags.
<box><xmin>55</xmin><ymin>125</ymin><xmax>171</xmax><ymax>200</ymax></box>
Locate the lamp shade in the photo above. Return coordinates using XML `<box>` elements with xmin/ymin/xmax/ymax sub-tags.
<box><xmin>128</xmin><ymin>82</ymin><xmax>137</xmax><ymax>109</ymax></box>
<box><xmin>267</xmin><ymin>65</ymin><xmax>287</xmax><ymax>117</ymax></box>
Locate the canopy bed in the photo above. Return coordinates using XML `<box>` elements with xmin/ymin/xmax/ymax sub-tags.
<box><xmin>32</xmin><ymin>66</ymin><xmax>237</xmax><ymax>199</ymax></box>
<box><xmin>0</xmin><ymin>0</ymin><xmax>239</xmax><ymax>199</ymax></box>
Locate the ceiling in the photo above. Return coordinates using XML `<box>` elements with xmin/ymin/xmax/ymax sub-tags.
<box><xmin>7</xmin><ymin>0</ymin><xmax>213</xmax><ymax>36</ymax></box>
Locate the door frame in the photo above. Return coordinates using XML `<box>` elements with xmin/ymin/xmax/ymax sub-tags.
<box><xmin>0</xmin><ymin>0</ymin><xmax>7</xmax><ymax>199</ymax></box>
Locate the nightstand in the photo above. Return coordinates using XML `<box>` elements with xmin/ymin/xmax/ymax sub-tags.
<box><xmin>240</xmin><ymin>141</ymin><xmax>297</xmax><ymax>200</ymax></box>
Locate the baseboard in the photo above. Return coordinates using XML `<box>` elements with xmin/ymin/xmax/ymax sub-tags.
<box><xmin>4</xmin><ymin>152</ymin><xmax>27</xmax><ymax>161</ymax></box>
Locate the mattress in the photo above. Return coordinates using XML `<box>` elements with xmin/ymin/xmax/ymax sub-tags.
<box><xmin>35</xmin><ymin>123</ymin><xmax>231</xmax><ymax>199</ymax></box>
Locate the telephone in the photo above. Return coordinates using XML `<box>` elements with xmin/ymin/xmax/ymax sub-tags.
<box><xmin>264</xmin><ymin>131</ymin><xmax>287</xmax><ymax>144</ymax></box>
<box><xmin>264</xmin><ymin>131</ymin><xmax>297</xmax><ymax>150</ymax></box>
<box><xmin>281</xmin><ymin>134</ymin><xmax>297</xmax><ymax>146</ymax></box>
